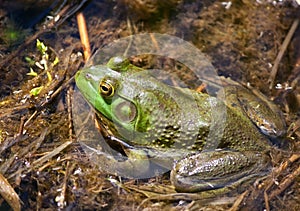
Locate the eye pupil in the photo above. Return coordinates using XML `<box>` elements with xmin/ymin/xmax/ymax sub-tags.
<box><xmin>101</xmin><ymin>85</ymin><xmax>109</xmax><ymax>92</ymax></box>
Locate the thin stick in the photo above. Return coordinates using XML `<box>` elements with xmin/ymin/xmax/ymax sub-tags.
<box><xmin>77</xmin><ymin>12</ymin><xmax>91</xmax><ymax>61</ymax></box>
<box><xmin>268</xmin><ymin>18</ymin><xmax>299</xmax><ymax>89</ymax></box>
<box><xmin>0</xmin><ymin>173</ymin><xmax>21</xmax><ymax>211</ymax></box>
<box><xmin>269</xmin><ymin>165</ymin><xmax>300</xmax><ymax>200</ymax></box>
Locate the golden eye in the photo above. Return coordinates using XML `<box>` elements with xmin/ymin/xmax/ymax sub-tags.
<box><xmin>99</xmin><ymin>80</ymin><xmax>114</xmax><ymax>97</ymax></box>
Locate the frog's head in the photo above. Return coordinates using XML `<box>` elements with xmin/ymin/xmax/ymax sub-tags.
<box><xmin>75</xmin><ymin>57</ymin><xmax>161</xmax><ymax>143</ymax></box>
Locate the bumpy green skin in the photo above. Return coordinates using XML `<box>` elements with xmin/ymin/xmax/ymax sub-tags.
<box><xmin>75</xmin><ymin>57</ymin><xmax>285</xmax><ymax>192</ymax></box>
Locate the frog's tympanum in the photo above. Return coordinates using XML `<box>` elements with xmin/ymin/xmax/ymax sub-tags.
<box><xmin>75</xmin><ymin>56</ymin><xmax>286</xmax><ymax>192</ymax></box>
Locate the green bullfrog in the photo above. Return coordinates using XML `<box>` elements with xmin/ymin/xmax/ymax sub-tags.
<box><xmin>75</xmin><ymin>56</ymin><xmax>286</xmax><ymax>192</ymax></box>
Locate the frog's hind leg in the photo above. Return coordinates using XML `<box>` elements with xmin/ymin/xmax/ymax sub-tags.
<box><xmin>170</xmin><ymin>150</ymin><xmax>271</xmax><ymax>193</ymax></box>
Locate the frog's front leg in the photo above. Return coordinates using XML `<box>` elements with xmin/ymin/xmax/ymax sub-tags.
<box><xmin>170</xmin><ymin>150</ymin><xmax>271</xmax><ymax>192</ymax></box>
<box><xmin>82</xmin><ymin>142</ymin><xmax>169</xmax><ymax>178</ymax></box>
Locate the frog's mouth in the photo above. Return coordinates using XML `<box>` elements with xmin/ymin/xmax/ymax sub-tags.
<box><xmin>93</xmin><ymin>111</ymin><xmax>129</xmax><ymax>156</ymax></box>
<box><xmin>94</xmin><ymin>109</ymin><xmax>120</xmax><ymax>138</ymax></box>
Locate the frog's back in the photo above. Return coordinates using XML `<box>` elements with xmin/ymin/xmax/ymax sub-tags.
<box><xmin>131</xmin><ymin>81</ymin><xmax>270</xmax><ymax>152</ymax></box>
<box><xmin>191</xmin><ymin>91</ymin><xmax>271</xmax><ymax>152</ymax></box>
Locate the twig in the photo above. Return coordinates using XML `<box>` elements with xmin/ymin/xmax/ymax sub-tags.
<box><xmin>228</xmin><ymin>190</ymin><xmax>249</xmax><ymax>211</ymax></box>
<box><xmin>268</xmin><ymin>18</ymin><xmax>299</xmax><ymax>89</ymax></box>
<box><xmin>32</xmin><ymin>141</ymin><xmax>72</xmax><ymax>167</ymax></box>
<box><xmin>264</xmin><ymin>153</ymin><xmax>300</xmax><ymax>211</ymax></box>
<box><xmin>124</xmin><ymin>17</ymin><xmax>134</xmax><ymax>57</ymax></box>
<box><xmin>150</xmin><ymin>33</ymin><xmax>160</xmax><ymax>50</ymax></box>
<box><xmin>1</xmin><ymin>129</ymin><xmax>48</xmax><ymax>175</ymax></box>
<box><xmin>56</xmin><ymin>161</ymin><xmax>71</xmax><ymax>209</ymax></box>
<box><xmin>77</xmin><ymin>12</ymin><xmax>91</xmax><ymax>61</ymax></box>
<box><xmin>24</xmin><ymin>110</ymin><xmax>38</xmax><ymax>127</ymax></box>
<box><xmin>67</xmin><ymin>88</ymin><xmax>74</xmax><ymax>142</ymax></box>
<box><xmin>269</xmin><ymin>165</ymin><xmax>300</xmax><ymax>200</ymax></box>
<box><xmin>17</xmin><ymin>117</ymin><xmax>26</xmax><ymax>136</ymax></box>
<box><xmin>0</xmin><ymin>173</ymin><xmax>21</xmax><ymax>211</ymax></box>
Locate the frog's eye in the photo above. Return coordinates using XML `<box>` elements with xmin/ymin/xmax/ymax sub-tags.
<box><xmin>107</xmin><ymin>56</ymin><xmax>130</xmax><ymax>72</ymax></box>
<box><xmin>99</xmin><ymin>79</ymin><xmax>115</xmax><ymax>97</ymax></box>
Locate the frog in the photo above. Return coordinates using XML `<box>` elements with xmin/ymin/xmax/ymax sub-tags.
<box><xmin>75</xmin><ymin>56</ymin><xmax>286</xmax><ymax>193</ymax></box>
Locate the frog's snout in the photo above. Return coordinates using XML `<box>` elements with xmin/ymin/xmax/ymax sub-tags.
<box><xmin>75</xmin><ymin>70</ymin><xmax>81</xmax><ymax>81</ymax></box>
<box><xmin>75</xmin><ymin>70</ymin><xmax>92</xmax><ymax>82</ymax></box>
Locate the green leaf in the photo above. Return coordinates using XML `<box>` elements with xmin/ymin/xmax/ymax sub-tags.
<box><xmin>27</xmin><ymin>68</ymin><xmax>38</xmax><ymax>77</ymax></box>
<box><xmin>25</xmin><ymin>56</ymin><xmax>35</xmax><ymax>66</ymax></box>
<box><xmin>30</xmin><ymin>86</ymin><xmax>44</xmax><ymax>96</ymax></box>
<box><xmin>46</xmin><ymin>71</ymin><xmax>52</xmax><ymax>83</ymax></box>
<box><xmin>53</xmin><ymin>57</ymin><xmax>59</xmax><ymax>66</ymax></box>
<box><xmin>36</xmin><ymin>39</ymin><xmax>47</xmax><ymax>55</ymax></box>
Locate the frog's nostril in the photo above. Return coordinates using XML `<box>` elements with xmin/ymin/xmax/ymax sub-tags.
<box><xmin>85</xmin><ymin>73</ymin><xmax>92</xmax><ymax>80</ymax></box>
